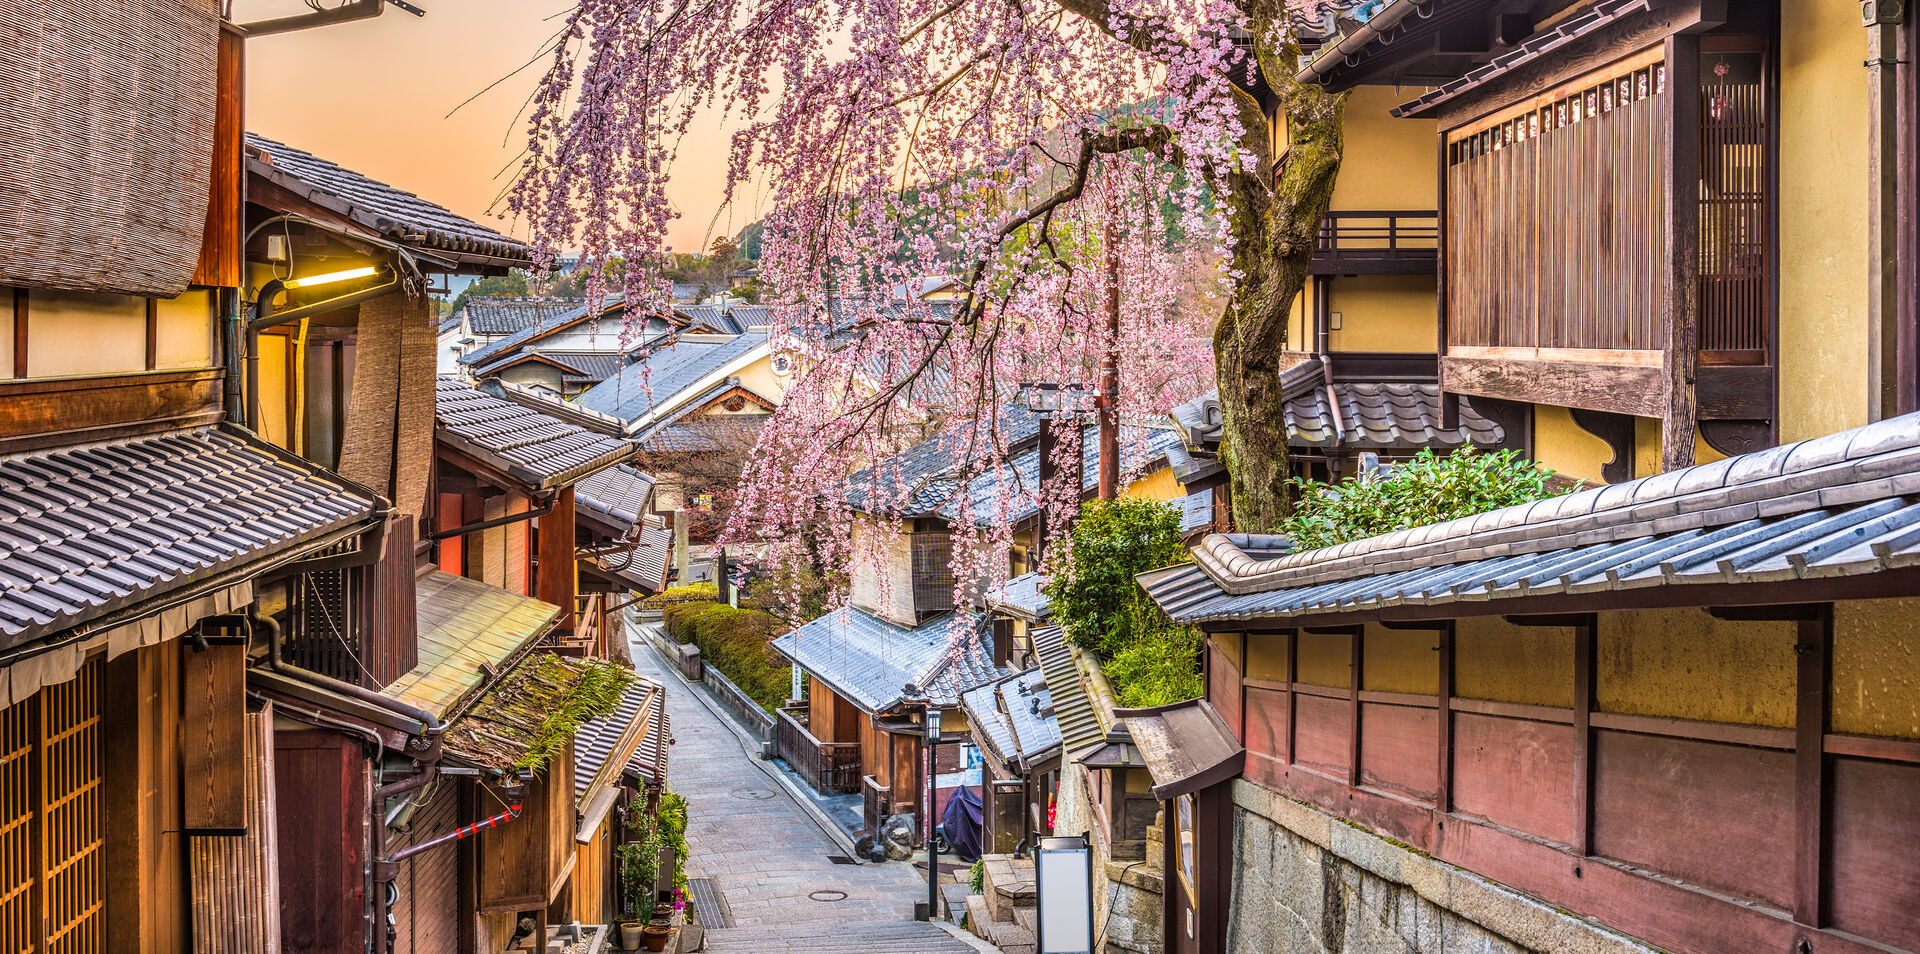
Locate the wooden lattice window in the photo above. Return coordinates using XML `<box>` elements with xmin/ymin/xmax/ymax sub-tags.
<box><xmin>0</xmin><ymin>661</ymin><xmax>104</xmax><ymax>953</ymax></box>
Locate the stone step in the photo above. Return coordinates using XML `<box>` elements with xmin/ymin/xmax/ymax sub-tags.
<box><xmin>1013</xmin><ymin>905</ymin><xmax>1038</xmax><ymax>936</ymax></box>
<box><xmin>701</xmin><ymin>920</ymin><xmax>979</xmax><ymax>953</ymax></box>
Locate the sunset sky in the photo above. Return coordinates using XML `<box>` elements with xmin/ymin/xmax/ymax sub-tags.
<box><xmin>246</xmin><ymin>2</ymin><xmax>762</xmax><ymax>253</ymax></box>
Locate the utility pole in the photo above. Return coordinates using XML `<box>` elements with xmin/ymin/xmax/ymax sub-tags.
<box><xmin>1098</xmin><ymin>189</ymin><xmax>1120</xmax><ymax>500</ymax></box>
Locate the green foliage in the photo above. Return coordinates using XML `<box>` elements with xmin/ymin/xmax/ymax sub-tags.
<box><xmin>517</xmin><ymin>657</ymin><xmax>634</xmax><ymax>771</ymax></box>
<box><xmin>1044</xmin><ymin>498</ymin><xmax>1203</xmax><ymax>707</ymax></box>
<box><xmin>1101</xmin><ymin>602</ymin><xmax>1204</xmax><ymax>708</ymax></box>
<box><xmin>643</xmin><ymin>582</ymin><xmax>718</xmax><ymax>608</ymax></box>
<box><xmin>1043</xmin><ymin>498</ymin><xmax>1187</xmax><ymax>658</ymax></box>
<box><xmin>1277</xmin><ymin>447</ymin><xmax>1561</xmax><ymax>552</ymax></box>
<box><xmin>662</xmin><ymin>601</ymin><xmax>792</xmax><ymax>711</ymax></box>
<box><xmin>968</xmin><ymin>860</ymin><xmax>985</xmax><ymax>894</ymax></box>
<box><xmin>618</xmin><ymin>787</ymin><xmax>692</xmax><ymax>922</ymax></box>
<box><xmin>448</xmin><ymin>269</ymin><xmax>531</xmax><ymax>315</ymax></box>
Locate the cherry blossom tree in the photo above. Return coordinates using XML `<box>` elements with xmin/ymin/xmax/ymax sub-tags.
<box><xmin>509</xmin><ymin>0</ymin><xmax>1352</xmax><ymax>589</ymax></box>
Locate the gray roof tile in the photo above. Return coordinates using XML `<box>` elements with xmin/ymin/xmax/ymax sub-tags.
<box><xmin>462</xmin><ymin>297</ymin><xmax>582</xmax><ymax>337</ymax></box>
<box><xmin>1031</xmin><ymin>626</ymin><xmax>1102</xmax><ymax>755</ymax></box>
<box><xmin>771</xmin><ymin>608</ymin><xmax>1006</xmax><ymax>712</ymax></box>
<box><xmin>435</xmin><ymin>377</ymin><xmax>637</xmax><ymax>490</ymax></box>
<box><xmin>1145</xmin><ymin>411</ymin><xmax>1920</xmax><ymax>624</ymax></box>
<box><xmin>0</xmin><ymin>427</ymin><xmax>379</xmax><ymax>648</ymax></box>
<box><xmin>245</xmin><ymin>133</ymin><xmax>530</xmax><ymax>265</ymax></box>
<box><xmin>574</xmin><ymin>333</ymin><xmax>768</xmax><ymax>423</ymax></box>
<box><xmin>573</xmin><ymin>677</ymin><xmax>670</xmax><ymax>799</ymax></box>
<box><xmin>989</xmin><ymin>572</ymin><xmax>1052</xmax><ymax>622</ymax></box>
<box><xmin>574</xmin><ymin>465</ymin><xmax>657</xmax><ymax>534</ymax></box>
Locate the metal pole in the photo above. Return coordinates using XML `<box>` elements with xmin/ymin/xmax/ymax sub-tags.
<box><xmin>1098</xmin><ymin>192</ymin><xmax>1120</xmax><ymax>500</ymax></box>
<box><xmin>926</xmin><ymin>737</ymin><xmax>939</xmax><ymax>920</ymax></box>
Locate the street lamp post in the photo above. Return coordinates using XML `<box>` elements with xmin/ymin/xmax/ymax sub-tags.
<box><xmin>925</xmin><ymin>706</ymin><xmax>942</xmax><ymax>922</ymax></box>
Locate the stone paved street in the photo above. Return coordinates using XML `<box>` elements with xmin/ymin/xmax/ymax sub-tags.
<box><xmin>626</xmin><ymin>621</ymin><xmax>983</xmax><ymax>950</ymax></box>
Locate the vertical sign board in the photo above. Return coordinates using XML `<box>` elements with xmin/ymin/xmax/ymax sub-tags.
<box><xmin>1035</xmin><ymin>835</ymin><xmax>1095</xmax><ymax>954</ymax></box>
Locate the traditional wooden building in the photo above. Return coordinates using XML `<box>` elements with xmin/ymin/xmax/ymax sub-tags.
<box><xmin>1294</xmin><ymin>0</ymin><xmax>1920</xmax><ymax>483</ymax></box>
<box><xmin>1142</xmin><ymin>412</ymin><xmax>1920</xmax><ymax>954</ymax></box>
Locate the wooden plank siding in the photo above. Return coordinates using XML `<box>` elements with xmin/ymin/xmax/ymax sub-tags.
<box><xmin>1215</xmin><ymin>606</ymin><xmax>1920</xmax><ymax>954</ymax></box>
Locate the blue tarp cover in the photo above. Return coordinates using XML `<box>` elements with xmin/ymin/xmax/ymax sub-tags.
<box><xmin>942</xmin><ymin>785</ymin><xmax>983</xmax><ymax>863</ymax></box>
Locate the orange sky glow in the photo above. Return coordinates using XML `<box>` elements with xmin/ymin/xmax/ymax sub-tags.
<box><xmin>246</xmin><ymin>2</ymin><xmax>766</xmax><ymax>256</ymax></box>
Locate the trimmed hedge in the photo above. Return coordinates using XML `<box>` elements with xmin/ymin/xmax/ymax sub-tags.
<box><xmin>662</xmin><ymin>599</ymin><xmax>791</xmax><ymax>712</ymax></box>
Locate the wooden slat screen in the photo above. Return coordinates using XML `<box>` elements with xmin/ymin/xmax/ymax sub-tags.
<box><xmin>1697</xmin><ymin>41</ymin><xmax>1770</xmax><ymax>362</ymax></box>
<box><xmin>1447</xmin><ymin>53</ymin><xmax>1669</xmax><ymax>357</ymax></box>
<box><xmin>0</xmin><ymin>662</ymin><xmax>103</xmax><ymax>954</ymax></box>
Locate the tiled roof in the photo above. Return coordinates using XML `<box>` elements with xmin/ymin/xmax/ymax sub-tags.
<box><xmin>960</xmin><ymin>678</ymin><xmax>1017</xmax><ymax>767</ymax></box>
<box><xmin>462</xmin><ymin>299</ymin><xmax>620</xmax><ymax>369</ymax></box>
<box><xmin>541</xmin><ymin>351</ymin><xmax>627</xmax><ymax>383</ymax></box>
<box><xmin>462</xmin><ymin>297</ymin><xmax>582</xmax><ymax>337</ymax></box>
<box><xmin>988</xmin><ymin>572</ymin><xmax>1052</xmax><ymax>622</ymax></box>
<box><xmin>937</xmin><ymin>423</ymin><xmax>1183</xmax><ymax>527</ymax></box>
<box><xmin>1000</xmin><ymin>669</ymin><xmax>1062</xmax><ymax>767</ymax></box>
<box><xmin>1141</xmin><ymin>412</ymin><xmax>1920</xmax><ymax>625</ymax></box>
<box><xmin>771</xmin><ymin>607</ymin><xmax>1006</xmax><ymax>712</ymax></box>
<box><xmin>1391</xmin><ymin>0</ymin><xmax>1652</xmax><ymax>118</ymax></box>
<box><xmin>1115</xmin><ymin>699</ymin><xmax>1242</xmax><ymax>800</ymax></box>
<box><xmin>440</xmin><ymin>654</ymin><xmax>631</xmax><ymax>773</ymax></box>
<box><xmin>0</xmin><ymin>427</ymin><xmax>380</xmax><ymax>649</ymax></box>
<box><xmin>637</xmin><ymin>417</ymin><xmax>766</xmax><ymax>455</ymax></box>
<box><xmin>1173</xmin><ymin>382</ymin><xmax>1504</xmax><ymax>453</ymax></box>
<box><xmin>574</xmin><ymin>464</ymin><xmax>657</xmax><ymax>535</ymax></box>
<box><xmin>435</xmin><ymin>377</ymin><xmax>637</xmax><ymax>490</ymax></box>
<box><xmin>587</xmin><ymin>526</ymin><xmax>673</xmax><ymax>594</ymax></box>
<box><xmin>728</xmin><ymin>305</ymin><xmax>772</xmax><ymax>328</ymax></box>
<box><xmin>1030</xmin><ymin>626</ymin><xmax>1102</xmax><ymax>756</ymax></box>
<box><xmin>574</xmin><ymin>333</ymin><xmax>768</xmax><ymax>424</ymax></box>
<box><xmin>480</xmin><ymin>380</ymin><xmax>627</xmax><ymax>437</ymax></box>
<box><xmin>389</xmin><ymin>571</ymin><xmax>560</xmax><ymax>718</ymax></box>
<box><xmin>574</xmin><ymin>676</ymin><xmax>669</xmax><ymax>801</ymax></box>
<box><xmin>840</xmin><ymin>404</ymin><xmax>1044</xmax><ymax>514</ymax></box>
<box><xmin>244</xmin><ymin>133</ymin><xmax>530</xmax><ymax>266</ymax></box>
<box><xmin>679</xmin><ymin>305</ymin><xmax>741</xmax><ymax>335</ymax></box>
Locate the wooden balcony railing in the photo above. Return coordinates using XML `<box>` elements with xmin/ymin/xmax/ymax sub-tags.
<box><xmin>862</xmin><ymin>775</ymin><xmax>891</xmax><ymax>836</ymax></box>
<box><xmin>1312</xmin><ymin>210</ymin><xmax>1439</xmax><ymax>275</ymax></box>
<box><xmin>775</xmin><ymin>708</ymin><xmax>862</xmax><ymax>795</ymax></box>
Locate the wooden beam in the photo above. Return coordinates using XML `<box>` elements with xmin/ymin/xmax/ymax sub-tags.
<box><xmin>144</xmin><ymin>298</ymin><xmax>157</xmax><ymax>371</ymax></box>
<box><xmin>12</xmin><ymin>287</ymin><xmax>25</xmax><ymax>379</ymax></box>
<box><xmin>539</xmin><ymin>486</ymin><xmax>578</xmax><ymax>633</ymax></box>
<box><xmin>1441</xmin><ymin>355</ymin><xmax>1668</xmax><ymax>418</ymax></box>
<box><xmin>1793</xmin><ymin>605</ymin><xmax>1833</xmax><ymax>927</ymax></box>
<box><xmin>1285</xmin><ymin>630</ymin><xmax>1298</xmax><ymax>767</ymax></box>
<box><xmin>1662</xmin><ymin>32</ymin><xmax>1701</xmax><ymax>472</ymax></box>
<box><xmin>1348</xmin><ymin>627</ymin><xmax>1363</xmax><ymax>788</ymax></box>
<box><xmin>0</xmin><ymin>368</ymin><xmax>223</xmax><ymax>454</ymax></box>
<box><xmin>1708</xmin><ymin>603</ymin><xmax>1828</xmax><ymax>621</ymax></box>
<box><xmin>1572</xmin><ymin>614</ymin><xmax>1596</xmax><ymax>856</ymax></box>
<box><xmin>1568</xmin><ymin>409</ymin><xmax>1635</xmax><ymax>484</ymax></box>
<box><xmin>1436</xmin><ymin>621</ymin><xmax>1454</xmax><ymax>814</ymax></box>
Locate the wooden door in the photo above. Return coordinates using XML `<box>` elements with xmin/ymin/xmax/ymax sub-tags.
<box><xmin>0</xmin><ymin>662</ymin><xmax>105</xmax><ymax>953</ymax></box>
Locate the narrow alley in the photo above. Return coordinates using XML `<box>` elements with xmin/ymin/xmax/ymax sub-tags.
<box><xmin>624</xmin><ymin>619</ymin><xmax>987</xmax><ymax>953</ymax></box>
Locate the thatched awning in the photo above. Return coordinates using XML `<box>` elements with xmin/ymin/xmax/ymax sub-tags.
<box><xmin>0</xmin><ymin>0</ymin><xmax>220</xmax><ymax>296</ymax></box>
<box><xmin>440</xmin><ymin>653</ymin><xmax>635</xmax><ymax>775</ymax></box>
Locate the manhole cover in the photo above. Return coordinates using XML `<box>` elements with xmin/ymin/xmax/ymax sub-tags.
<box><xmin>730</xmin><ymin>787</ymin><xmax>777</xmax><ymax>800</ymax></box>
<box><xmin>809</xmin><ymin>890</ymin><xmax>848</xmax><ymax>902</ymax></box>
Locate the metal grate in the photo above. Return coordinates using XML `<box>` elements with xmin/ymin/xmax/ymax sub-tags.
<box><xmin>688</xmin><ymin>878</ymin><xmax>734</xmax><ymax>927</ymax></box>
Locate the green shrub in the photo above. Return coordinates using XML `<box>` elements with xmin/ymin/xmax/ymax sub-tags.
<box><xmin>1045</xmin><ymin>498</ymin><xmax>1202</xmax><ymax>707</ymax></box>
<box><xmin>1101</xmin><ymin>603</ymin><xmax>1203</xmax><ymax>708</ymax></box>
<box><xmin>662</xmin><ymin>600</ymin><xmax>791</xmax><ymax>711</ymax></box>
<box><xmin>644</xmin><ymin>581</ymin><xmax>718</xmax><ymax>608</ymax></box>
<box><xmin>1278</xmin><ymin>447</ymin><xmax>1560</xmax><ymax>551</ymax></box>
<box><xmin>968</xmin><ymin>860</ymin><xmax>985</xmax><ymax>894</ymax></box>
<box><xmin>1044</xmin><ymin>498</ymin><xmax>1187</xmax><ymax>658</ymax></box>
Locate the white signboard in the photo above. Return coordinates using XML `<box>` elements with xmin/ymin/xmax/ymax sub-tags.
<box><xmin>1035</xmin><ymin>837</ymin><xmax>1094</xmax><ymax>954</ymax></box>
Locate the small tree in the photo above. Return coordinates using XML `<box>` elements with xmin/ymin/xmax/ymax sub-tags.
<box><xmin>1044</xmin><ymin>498</ymin><xmax>1201</xmax><ymax>707</ymax></box>
<box><xmin>1277</xmin><ymin>448</ymin><xmax>1561</xmax><ymax>552</ymax></box>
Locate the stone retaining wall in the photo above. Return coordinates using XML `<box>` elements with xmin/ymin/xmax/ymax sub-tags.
<box><xmin>1227</xmin><ymin>782</ymin><xmax>1660</xmax><ymax>954</ymax></box>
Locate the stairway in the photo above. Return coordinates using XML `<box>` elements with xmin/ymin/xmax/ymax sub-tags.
<box><xmin>700</xmin><ymin>919</ymin><xmax>981</xmax><ymax>953</ymax></box>
<box><xmin>964</xmin><ymin>855</ymin><xmax>1037</xmax><ymax>954</ymax></box>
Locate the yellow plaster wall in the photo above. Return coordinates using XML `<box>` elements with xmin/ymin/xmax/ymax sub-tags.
<box><xmin>153</xmin><ymin>289</ymin><xmax>215</xmax><ymax>369</ymax></box>
<box><xmin>1326</xmin><ymin>276</ymin><xmax>1438</xmax><ymax>353</ymax></box>
<box><xmin>1632</xmin><ymin>417</ymin><xmax>1661</xmax><ymax>479</ymax></box>
<box><xmin>1245</xmin><ymin>633</ymin><xmax>1289</xmax><ymax>682</ymax></box>
<box><xmin>1453</xmin><ymin>617</ymin><xmax>1574</xmax><ymax>708</ymax></box>
<box><xmin>1777</xmin><ymin>0</ymin><xmax>1872</xmax><ymax>442</ymax></box>
<box><xmin>0</xmin><ymin>298</ymin><xmax>12</xmax><ymax>379</ymax></box>
<box><xmin>1832</xmin><ymin>598</ymin><xmax>1920</xmax><ymax>740</ymax></box>
<box><xmin>1596</xmin><ymin>609</ymin><xmax>1795</xmax><ymax>728</ymax></box>
<box><xmin>732</xmin><ymin>352</ymin><xmax>788</xmax><ymax>404</ymax></box>
<box><xmin>1531</xmin><ymin>405</ymin><xmax>1613</xmax><ymax>485</ymax></box>
<box><xmin>1295</xmin><ymin>631</ymin><xmax>1351</xmax><ymax>688</ymax></box>
<box><xmin>1331</xmin><ymin>87</ymin><xmax>1437</xmax><ymax>211</ymax></box>
<box><xmin>1212</xmin><ymin>632</ymin><xmax>1245</xmax><ymax>672</ymax></box>
<box><xmin>1694</xmin><ymin>431</ymin><xmax>1727</xmax><ymax>465</ymax></box>
<box><xmin>1361</xmin><ymin>624</ymin><xmax>1439</xmax><ymax>695</ymax></box>
<box><xmin>26</xmin><ymin>290</ymin><xmax>146</xmax><ymax>377</ymax></box>
<box><xmin>1123</xmin><ymin>465</ymin><xmax>1182</xmax><ymax>503</ymax></box>
<box><xmin>255</xmin><ymin>331</ymin><xmax>291</xmax><ymax>449</ymax></box>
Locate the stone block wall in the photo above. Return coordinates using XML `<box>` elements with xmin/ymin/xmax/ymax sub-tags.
<box><xmin>1228</xmin><ymin>782</ymin><xmax>1659</xmax><ymax>954</ymax></box>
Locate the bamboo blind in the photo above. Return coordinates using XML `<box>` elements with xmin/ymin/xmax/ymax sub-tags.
<box><xmin>0</xmin><ymin>0</ymin><xmax>221</xmax><ymax>297</ymax></box>
<box><xmin>1446</xmin><ymin>53</ymin><xmax>1669</xmax><ymax>357</ymax></box>
<box><xmin>0</xmin><ymin>661</ymin><xmax>103</xmax><ymax>954</ymax></box>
